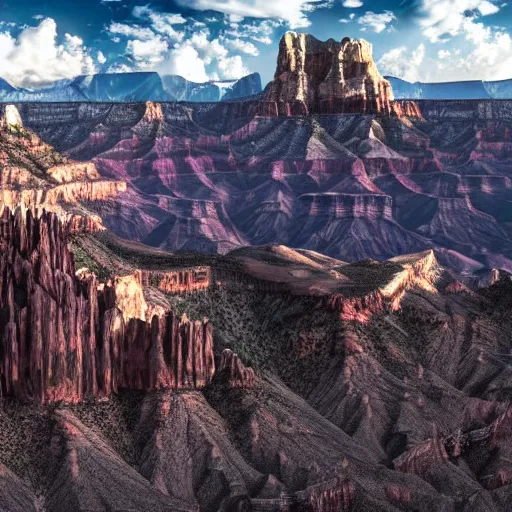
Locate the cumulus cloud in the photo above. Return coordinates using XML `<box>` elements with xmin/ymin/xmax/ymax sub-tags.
<box><xmin>358</xmin><ymin>11</ymin><xmax>395</xmax><ymax>33</ymax></box>
<box><xmin>382</xmin><ymin>0</ymin><xmax>511</xmax><ymax>81</ymax></box>
<box><xmin>127</xmin><ymin>37</ymin><xmax>169</xmax><ymax>68</ymax></box>
<box><xmin>104</xmin><ymin>5</ymin><xmax>257</xmax><ymax>82</ymax></box>
<box><xmin>108</xmin><ymin>22</ymin><xmax>155</xmax><ymax>41</ymax></box>
<box><xmin>418</xmin><ymin>0</ymin><xmax>501</xmax><ymax>42</ymax></box>
<box><xmin>160</xmin><ymin>45</ymin><xmax>210</xmax><ymax>82</ymax></box>
<box><xmin>339</xmin><ymin>13</ymin><xmax>356</xmax><ymax>23</ymax></box>
<box><xmin>379</xmin><ymin>16</ymin><xmax>512</xmax><ymax>83</ymax></box>
<box><xmin>132</xmin><ymin>6</ymin><xmax>186</xmax><ymax>41</ymax></box>
<box><xmin>97</xmin><ymin>51</ymin><xmax>107</xmax><ymax>64</ymax></box>
<box><xmin>378</xmin><ymin>44</ymin><xmax>426</xmax><ymax>82</ymax></box>
<box><xmin>216</xmin><ymin>55</ymin><xmax>250</xmax><ymax>80</ymax></box>
<box><xmin>225</xmin><ymin>19</ymin><xmax>282</xmax><ymax>44</ymax></box>
<box><xmin>0</xmin><ymin>18</ymin><xmax>98</xmax><ymax>88</ymax></box>
<box><xmin>221</xmin><ymin>37</ymin><xmax>259</xmax><ymax>56</ymax></box>
<box><xmin>175</xmin><ymin>0</ymin><xmax>332</xmax><ymax>28</ymax></box>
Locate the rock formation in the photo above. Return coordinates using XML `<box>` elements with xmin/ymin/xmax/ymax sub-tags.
<box><xmin>266</xmin><ymin>33</ymin><xmax>394</xmax><ymax>115</ymax></box>
<box><xmin>0</xmin><ymin>208</ymin><xmax>215</xmax><ymax>403</ymax></box>
<box><xmin>11</xmin><ymin>98</ymin><xmax>512</xmax><ymax>271</ymax></box>
<box><xmin>217</xmin><ymin>349</ymin><xmax>255</xmax><ymax>388</ymax></box>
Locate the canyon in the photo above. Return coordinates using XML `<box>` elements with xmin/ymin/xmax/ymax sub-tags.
<box><xmin>6</xmin><ymin>95</ymin><xmax>512</xmax><ymax>274</ymax></box>
<box><xmin>1</xmin><ymin>32</ymin><xmax>512</xmax><ymax>512</ymax></box>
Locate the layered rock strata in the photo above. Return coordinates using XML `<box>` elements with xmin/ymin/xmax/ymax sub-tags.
<box><xmin>0</xmin><ymin>208</ymin><xmax>215</xmax><ymax>403</ymax></box>
<box><xmin>266</xmin><ymin>33</ymin><xmax>394</xmax><ymax>115</ymax></box>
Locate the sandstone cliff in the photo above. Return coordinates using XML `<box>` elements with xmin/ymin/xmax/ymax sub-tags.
<box><xmin>266</xmin><ymin>33</ymin><xmax>394</xmax><ymax>115</ymax></box>
<box><xmin>0</xmin><ymin>104</ymin><xmax>128</xmax><ymax>234</ymax></box>
<box><xmin>0</xmin><ymin>208</ymin><xmax>215</xmax><ymax>403</ymax></box>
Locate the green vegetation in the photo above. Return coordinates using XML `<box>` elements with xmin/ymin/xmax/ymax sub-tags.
<box><xmin>166</xmin><ymin>286</ymin><xmax>342</xmax><ymax>396</ymax></box>
<box><xmin>70</xmin><ymin>242</ymin><xmax>111</xmax><ymax>281</ymax></box>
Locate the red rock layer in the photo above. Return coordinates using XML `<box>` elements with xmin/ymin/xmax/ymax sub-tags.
<box><xmin>266</xmin><ymin>33</ymin><xmax>394</xmax><ymax>116</ymax></box>
<box><xmin>392</xmin><ymin>100</ymin><xmax>424</xmax><ymax>119</ymax></box>
<box><xmin>139</xmin><ymin>268</ymin><xmax>212</xmax><ymax>295</ymax></box>
<box><xmin>0</xmin><ymin>208</ymin><xmax>215</xmax><ymax>403</ymax></box>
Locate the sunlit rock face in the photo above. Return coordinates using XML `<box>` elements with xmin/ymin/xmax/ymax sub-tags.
<box><xmin>0</xmin><ymin>208</ymin><xmax>215</xmax><ymax>404</ymax></box>
<box><xmin>266</xmin><ymin>33</ymin><xmax>394</xmax><ymax>115</ymax></box>
<box><xmin>0</xmin><ymin>105</ymin><xmax>23</xmax><ymax>131</ymax></box>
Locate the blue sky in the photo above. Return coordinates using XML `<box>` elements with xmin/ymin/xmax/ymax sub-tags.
<box><xmin>0</xmin><ymin>0</ymin><xmax>511</xmax><ymax>88</ymax></box>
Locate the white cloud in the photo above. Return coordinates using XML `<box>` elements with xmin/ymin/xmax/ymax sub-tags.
<box><xmin>160</xmin><ymin>45</ymin><xmax>210</xmax><ymax>82</ymax></box>
<box><xmin>127</xmin><ymin>37</ymin><xmax>169</xmax><ymax>67</ymax></box>
<box><xmin>229</xmin><ymin>14</ymin><xmax>244</xmax><ymax>23</ymax></box>
<box><xmin>225</xmin><ymin>19</ymin><xmax>281</xmax><ymax>45</ymax></box>
<box><xmin>175</xmin><ymin>0</ymin><xmax>332</xmax><ymax>28</ymax></box>
<box><xmin>222</xmin><ymin>37</ymin><xmax>259</xmax><ymax>56</ymax></box>
<box><xmin>380</xmin><ymin>16</ymin><xmax>512</xmax><ymax>83</ymax></box>
<box><xmin>476</xmin><ymin>0</ymin><xmax>500</xmax><ymax>15</ymax></box>
<box><xmin>0</xmin><ymin>18</ymin><xmax>98</xmax><ymax>88</ymax></box>
<box><xmin>378</xmin><ymin>44</ymin><xmax>426</xmax><ymax>82</ymax></box>
<box><xmin>106</xmin><ymin>62</ymin><xmax>132</xmax><ymax>73</ymax></box>
<box><xmin>103</xmin><ymin>7</ymin><xmax>255</xmax><ymax>83</ymax></box>
<box><xmin>132</xmin><ymin>6</ymin><xmax>186</xmax><ymax>41</ymax></box>
<box><xmin>343</xmin><ymin>0</ymin><xmax>363</xmax><ymax>7</ymax></box>
<box><xmin>187</xmin><ymin>30</ymin><xmax>229</xmax><ymax>65</ymax></box>
<box><xmin>217</xmin><ymin>55</ymin><xmax>250</xmax><ymax>79</ymax></box>
<box><xmin>108</xmin><ymin>22</ymin><xmax>155</xmax><ymax>41</ymax></box>
<box><xmin>418</xmin><ymin>0</ymin><xmax>501</xmax><ymax>42</ymax></box>
<box><xmin>340</xmin><ymin>13</ymin><xmax>356</xmax><ymax>22</ymax></box>
<box><xmin>393</xmin><ymin>0</ymin><xmax>512</xmax><ymax>82</ymax></box>
<box><xmin>133</xmin><ymin>7</ymin><xmax>187</xmax><ymax>25</ymax></box>
<box><xmin>97</xmin><ymin>51</ymin><xmax>107</xmax><ymax>64</ymax></box>
<box><xmin>358</xmin><ymin>11</ymin><xmax>395</xmax><ymax>33</ymax></box>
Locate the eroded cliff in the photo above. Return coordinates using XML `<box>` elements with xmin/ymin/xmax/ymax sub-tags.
<box><xmin>0</xmin><ymin>208</ymin><xmax>215</xmax><ymax>403</ymax></box>
<box><xmin>266</xmin><ymin>33</ymin><xmax>394</xmax><ymax>115</ymax></box>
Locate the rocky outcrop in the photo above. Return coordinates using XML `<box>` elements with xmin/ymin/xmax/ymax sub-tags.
<box><xmin>327</xmin><ymin>250</ymin><xmax>439</xmax><ymax>322</ymax></box>
<box><xmin>296</xmin><ymin>477</ymin><xmax>356</xmax><ymax>512</ymax></box>
<box><xmin>140</xmin><ymin>267</ymin><xmax>212</xmax><ymax>295</ymax></box>
<box><xmin>0</xmin><ymin>104</ymin><xmax>127</xmax><ymax>236</ymax></box>
<box><xmin>46</xmin><ymin>410</ymin><xmax>194</xmax><ymax>512</ymax></box>
<box><xmin>0</xmin><ymin>208</ymin><xmax>215</xmax><ymax>403</ymax></box>
<box><xmin>217</xmin><ymin>349</ymin><xmax>255</xmax><ymax>389</ymax></box>
<box><xmin>0</xmin><ymin>105</ymin><xmax>23</xmax><ymax>131</ymax></box>
<box><xmin>392</xmin><ymin>100</ymin><xmax>424</xmax><ymax>118</ymax></box>
<box><xmin>0</xmin><ymin>180</ymin><xmax>126</xmax><ymax>210</ymax></box>
<box><xmin>266</xmin><ymin>33</ymin><xmax>394</xmax><ymax>115</ymax></box>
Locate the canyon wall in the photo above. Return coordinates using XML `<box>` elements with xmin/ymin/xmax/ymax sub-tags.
<box><xmin>0</xmin><ymin>208</ymin><xmax>215</xmax><ymax>403</ymax></box>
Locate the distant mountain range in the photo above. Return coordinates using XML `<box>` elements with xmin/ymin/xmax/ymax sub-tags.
<box><xmin>0</xmin><ymin>71</ymin><xmax>262</xmax><ymax>103</ymax></box>
<box><xmin>387</xmin><ymin>76</ymin><xmax>512</xmax><ymax>100</ymax></box>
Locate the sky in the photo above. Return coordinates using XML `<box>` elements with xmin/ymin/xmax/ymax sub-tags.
<box><xmin>0</xmin><ymin>0</ymin><xmax>511</xmax><ymax>89</ymax></box>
